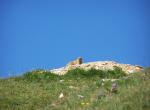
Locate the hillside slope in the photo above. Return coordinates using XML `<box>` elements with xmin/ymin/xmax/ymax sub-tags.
<box><xmin>0</xmin><ymin>67</ymin><xmax>149</xmax><ymax>110</ymax></box>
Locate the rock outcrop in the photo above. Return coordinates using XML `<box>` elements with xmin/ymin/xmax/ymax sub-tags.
<box><xmin>50</xmin><ymin>57</ymin><xmax>143</xmax><ymax>75</ymax></box>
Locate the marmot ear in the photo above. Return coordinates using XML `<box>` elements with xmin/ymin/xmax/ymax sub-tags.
<box><xmin>77</xmin><ymin>57</ymin><xmax>83</xmax><ymax>64</ymax></box>
<box><xmin>77</xmin><ymin>57</ymin><xmax>82</xmax><ymax>59</ymax></box>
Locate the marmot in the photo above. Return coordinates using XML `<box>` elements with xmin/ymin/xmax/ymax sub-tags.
<box><xmin>67</xmin><ymin>57</ymin><xmax>83</xmax><ymax>66</ymax></box>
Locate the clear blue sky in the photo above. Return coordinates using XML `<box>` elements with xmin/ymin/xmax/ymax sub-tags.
<box><xmin>0</xmin><ymin>0</ymin><xmax>150</xmax><ymax>78</ymax></box>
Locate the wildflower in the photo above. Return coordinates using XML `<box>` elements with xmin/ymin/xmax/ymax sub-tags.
<box><xmin>81</xmin><ymin>102</ymin><xmax>85</xmax><ymax>105</ymax></box>
<box><xmin>77</xmin><ymin>94</ymin><xmax>84</xmax><ymax>98</ymax></box>
<box><xmin>59</xmin><ymin>93</ymin><xmax>64</xmax><ymax>99</ymax></box>
<box><xmin>86</xmin><ymin>102</ymin><xmax>89</xmax><ymax>105</ymax></box>
<box><xmin>69</xmin><ymin>86</ymin><xmax>74</xmax><ymax>89</ymax></box>
<box><xmin>59</xmin><ymin>80</ymin><xmax>64</xmax><ymax>82</ymax></box>
<box><xmin>81</xmin><ymin>102</ymin><xmax>90</xmax><ymax>106</ymax></box>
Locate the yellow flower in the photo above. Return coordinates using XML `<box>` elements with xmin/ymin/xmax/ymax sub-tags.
<box><xmin>86</xmin><ymin>102</ymin><xmax>89</xmax><ymax>105</ymax></box>
<box><xmin>81</xmin><ymin>102</ymin><xmax>90</xmax><ymax>106</ymax></box>
<box><xmin>81</xmin><ymin>102</ymin><xmax>85</xmax><ymax>105</ymax></box>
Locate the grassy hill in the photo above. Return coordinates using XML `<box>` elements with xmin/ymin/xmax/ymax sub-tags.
<box><xmin>0</xmin><ymin>67</ymin><xmax>150</xmax><ymax>110</ymax></box>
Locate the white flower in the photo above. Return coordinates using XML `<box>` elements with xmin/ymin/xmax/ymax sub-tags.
<box><xmin>59</xmin><ymin>93</ymin><xmax>64</xmax><ymax>98</ymax></box>
<box><xmin>77</xmin><ymin>94</ymin><xmax>84</xmax><ymax>98</ymax></box>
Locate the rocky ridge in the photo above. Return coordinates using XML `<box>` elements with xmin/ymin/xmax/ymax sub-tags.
<box><xmin>50</xmin><ymin>58</ymin><xmax>143</xmax><ymax>75</ymax></box>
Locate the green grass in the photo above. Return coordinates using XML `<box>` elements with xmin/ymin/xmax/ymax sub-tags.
<box><xmin>0</xmin><ymin>67</ymin><xmax>150</xmax><ymax>110</ymax></box>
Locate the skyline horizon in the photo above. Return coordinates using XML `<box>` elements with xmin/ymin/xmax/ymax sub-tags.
<box><xmin>1</xmin><ymin>57</ymin><xmax>149</xmax><ymax>78</ymax></box>
<box><xmin>1</xmin><ymin>0</ymin><xmax>150</xmax><ymax>78</ymax></box>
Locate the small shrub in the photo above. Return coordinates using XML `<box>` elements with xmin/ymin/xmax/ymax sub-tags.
<box><xmin>64</xmin><ymin>67</ymin><xmax>125</xmax><ymax>79</ymax></box>
<box><xmin>22</xmin><ymin>67</ymin><xmax>126</xmax><ymax>81</ymax></box>
<box><xmin>86</xmin><ymin>68</ymin><xmax>105</xmax><ymax>78</ymax></box>
<box><xmin>22</xmin><ymin>70</ymin><xmax>60</xmax><ymax>81</ymax></box>
<box><xmin>63</xmin><ymin>68</ymin><xmax>86</xmax><ymax>79</ymax></box>
<box><xmin>106</xmin><ymin>66</ymin><xmax>126</xmax><ymax>78</ymax></box>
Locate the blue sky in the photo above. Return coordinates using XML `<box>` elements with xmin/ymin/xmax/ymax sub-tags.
<box><xmin>0</xmin><ymin>0</ymin><xmax>150</xmax><ymax>78</ymax></box>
